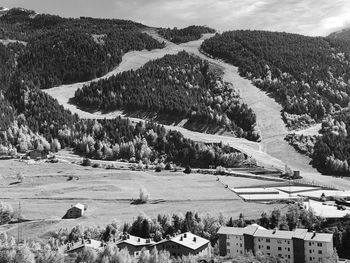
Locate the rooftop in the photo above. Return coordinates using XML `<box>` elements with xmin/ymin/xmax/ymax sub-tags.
<box><xmin>304</xmin><ymin>232</ymin><xmax>333</xmax><ymax>243</ymax></box>
<box><xmin>72</xmin><ymin>203</ymin><xmax>85</xmax><ymax>210</ymax></box>
<box><xmin>158</xmin><ymin>232</ymin><xmax>209</xmax><ymax>251</ymax></box>
<box><xmin>117</xmin><ymin>234</ymin><xmax>155</xmax><ymax>247</ymax></box>
<box><xmin>218</xmin><ymin>224</ymin><xmax>332</xmax><ymax>242</ymax></box>
<box><xmin>254</xmin><ymin>228</ymin><xmax>295</xmax><ymax>240</ymax></box>
<box><xmin>218</xmin><ymin>224</ymin><xmax>266</xmax><ymax>236</ymax></box>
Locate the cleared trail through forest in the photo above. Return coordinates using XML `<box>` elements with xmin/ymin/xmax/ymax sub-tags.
<box><xmin>45</xmin><ymin>30</ymin><xmax>350</xmax><ymax>189</ymax></box>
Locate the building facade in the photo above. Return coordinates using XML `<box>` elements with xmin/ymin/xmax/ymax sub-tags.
<box><xmin>64</xmin><ymin>203</ymin><xmax>85</xmax><ymax>219</ymax></box>
<box><xmin>156</xmin><ymin>232</ymin><xmax>211</xmax><ymax>258</ymax></box>
<box><xmin>218</xmin><ymin>225</ymin><xmax>333</xmax><ymax>263</ymax></box>
<box><xmin>116</xmin><ymin>234</ymin><xmax>155</xmax><ymax>258</ymax></box>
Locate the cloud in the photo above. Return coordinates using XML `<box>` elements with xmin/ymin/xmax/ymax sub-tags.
<box><xmin>3</xmin><ymin>0</ymin><xmax>350</xmax><ymax>36</ymax></box>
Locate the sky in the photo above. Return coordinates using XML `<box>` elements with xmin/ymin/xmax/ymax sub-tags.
<box><xmin>2</xmin><ymin>0</ymin><xmax>350</xmax><ymax>36</ymax></box>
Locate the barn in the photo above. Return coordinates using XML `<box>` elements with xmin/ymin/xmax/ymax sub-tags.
<box><xmin>63</xmin><ymin>203</ymin><xmax>85</xmax><ymax>219</ymax></box>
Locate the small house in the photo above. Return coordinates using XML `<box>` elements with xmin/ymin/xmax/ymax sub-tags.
<box><xmin>63</xmin><ymin>203</ymin><xmax>85</xmax><ymax>219</ymax></box>
<box><xmin>116</xmin><ymin>233</ymin><xmax>155</xmax><ymax>258</ymax></box>
<box><xmin>155</xmin><ymin>232</ymin><xmax>211</xmax><ymax>258</ymax></box>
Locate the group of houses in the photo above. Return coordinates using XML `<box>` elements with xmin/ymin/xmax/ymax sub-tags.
<box><xmin>64</xmin><ymin>224</ymin><xmax>334</xmax><ymax>262</ymax></box>
<box><xmin>217</xmin><ymin>224</ymin><xmax>334</xmax><ymax>263</ymax></box>
<box><xmin>65</xmin><ymin>232</ymin><xmax>211</xmax><ymax>259</ymax></box>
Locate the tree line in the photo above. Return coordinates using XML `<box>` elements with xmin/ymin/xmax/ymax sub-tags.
<box><xmin>158</xmin><ymin>25</ymin><xmax>215</xmax><ymax>44</ymax></box>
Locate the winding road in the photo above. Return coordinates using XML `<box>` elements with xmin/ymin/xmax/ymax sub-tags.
<box><xmin>44</xmin><ymin>29</ymin><xmax>350</xmax><ymax>189</ymax></box>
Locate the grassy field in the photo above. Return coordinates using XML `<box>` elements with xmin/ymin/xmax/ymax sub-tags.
<box><xmin>0</xmin><ymin>159</ymin><xmax>283</xmax><ymax>242</ymax></box>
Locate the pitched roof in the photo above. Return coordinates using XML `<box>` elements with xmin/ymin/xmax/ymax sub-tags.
<box><xmin>217</xmin><ymin>224</ymin><xmax>266</xmax><ymax>236</ymax></box>
<box><xmin>72</xmin><ymin>203</ymin><xmax>85</xmax><ymax>210</ymax></box>
<box><xmin>117</xmin><ymin>234</ymin><xmax>155</xmax><ymax>247</ymax></box>
<box><xmin>304</xmin><ymin>232</ymin><xmax>333</xmax><ymax>242</ymax></box>
<box><xmin>254</xmin><ymin>229</ymin><xmax>295</xmax><ymax>239</ymax></box>
<box><xmin>157</xmin><ymin>232</ymin><xmax>209</xmax><ymax>251</ymax></box>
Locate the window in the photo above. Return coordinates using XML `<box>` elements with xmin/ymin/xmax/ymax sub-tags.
<box><xmin>309</xmin><ymin>242</ymin><xmax>312</xmax><ymax>246</ymax></box>
<box><xmin>227</xmin><ymin>242</ymin><xmax>230</xmax><ymax>246</ymax></box>
<box><xmin>278</xmin><ymin>247</ymin><xmax>282</xmax><ymax>251</ymax></box>
<box><xmin>240</xmin><ymin>237</ymin><xmax>242</xmax><ymax>241</ymax></box>
<box><xmin>310</xmin><ymin>257</ymin><xmax>313</xmax><ymax>261</ymax></box>
<box><xmin>259</xmin><ymin>245</ymin><xmax>261</xmax><ymax>249</ymax></box>
<box><xmin>288</xmin><ymin>255</ymin><xmax>290</xmax><ymax>259</ymax></box>
<box><xmin>287</xmin><ymin>248</ymin><xmax>290</xmax><ymax>252</ymax></box>
<box><xmin>318</xmin><ymin>250</ymin><xmax>322</xmax><ymax>255</ymax></box>
<box><xmin>287</xmin><ymin>241</ymin><xmax>290</xmax><ymax>244</ymax></box>
<box><xmin>267</xmin><ymin>253</ymin><xmax>270</xmax><ymax>256</ymax></box>
<box><xmin>227</xmin><ymin>249</ymin><xmax>230</xmax><ymax>254</ymax></box>
<box><xmin>267</xmin><ymin>246</ymin><xmax>270</xmax><ymax>250</ymax></box>
<box><xmin>240</xmin><ymin>251</ymin><xmax>243</xmax><ymax>254</ymax></box>
<box><xmin>317</xmin><ymin>243</ymin><xmax>322</xmax><ymax>247</ymax></box>
<box><xmin>309</xmin><ymin>249</ymin><xmax>312</xmax><ymax>253</ymax></box>
<box><xmin>240</xmin><ymin>244</ymin><xmax>242</xmax><ymax>247</ymax></box>
<box><xmin>277</xmin><ymin>240</ymin><xmax>282</xmax><ymax>244</ymax></box>
<box><xmin>318</xmin><ymin>258</ymin><xmax>323</xmax><ymax>262</ymax></box>
<box><xmin>266</xmin><ymin>239</ymin><xmax>270</xmax><ymax>243</ymax></box>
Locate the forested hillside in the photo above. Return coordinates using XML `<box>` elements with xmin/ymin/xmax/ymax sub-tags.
<box><xmin>328</xmin><ymin>27</ymin><xmax>350</xmax><ymax>41</ymax></box>
<box><xmin>158</xmin><ymin>25</ymin><xmax>215</xmax><ymax>44</ymax></box>
<box><xmin>0</xmin><ymin>8</ymin><xmax>164</xmax><ymax>89</ymax></box>
<box><xmin>202</xmin><ymin>30</ymin><xmax>350</xmax><ymax>175</ymax></box>
<box><xmin>0</xmin><ymin>8</ymin><xmax>252</xmax><ymax>168</ymax></box>
<box><xmin>72</xmin><ymin>51</ymin><xmax>259</xmax><ymax>141</ymax></box>
<box><xmin>202</xmin><ymin>30</ymin><xmax>350</xmax><ymax>129</ymax></box>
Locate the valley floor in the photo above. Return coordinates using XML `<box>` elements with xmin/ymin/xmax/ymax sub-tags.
<box><xmin>0</xmin><ymin>159</ymin><xmax>280</xmax><ymax>241</ymax></box>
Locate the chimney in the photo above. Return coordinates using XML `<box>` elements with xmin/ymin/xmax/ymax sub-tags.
<box><xmin>184</xmin><ymin>233</ymin><xmax>187</xmax><ymax>238</ymax></box>
<box><xmin>273</xmin><ymin>228</ymin><xmax>277</xmax><ymax>234</ymax></box>
<box><xmin>180</xmin><ymin>236</ymin><xmax>183</xmax><ymax>241</ymax></box>
<box><xmin>311</xmin><ymin>232</ymin><xmax>316</xmax><ymax>239</ymax></box>
<box><xmin>138</xmin><ymin>238</ymin><xmax>140</xmax><ymax>242</ymax></box>
<box><xmin>146</xmin><ymin>239</ymin><xmax>150</xmax><ymax>243</ymax></box>
<box><xmin>166</xmin><ymin>234</ymin><xmax>171</xmax><ymax>240</ymax></box>
<box><xmin>193</xmin><ymin>237</ymin><xmax>197</xmax><ymax>242</ymax></box>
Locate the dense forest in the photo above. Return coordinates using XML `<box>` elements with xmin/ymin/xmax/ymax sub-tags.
<box><xmin>0</xmin><ymin>8</ymin><xmax>164</xmax><ymax>89</ymax></box>
<box><xmin>0</xmin><ymin>8</ymin><xmax>253</xmax><ymax>169</ymax></box>
<box><xmin>201</xmin><ymin>30</ymin><xmax>350</xmax><ymax>129</ymax></box>
<box><xmin>72</xmin><ymin>51</ymin><xmax>259</xmax><ymax>141</ymax></box>
<box><xmin>285</xmin><ymin>110</ymin><xmax>350</xmax><ymax>175</ymax></box>
<box><xmin>312</xmin><ymin>110</ymin><xmax>350</xmax><ymax>175</ymax></box>
<box><xmin>158</xmin><ymin>25</ymin><xmax>215</xmax><ymax>44</ymax></box>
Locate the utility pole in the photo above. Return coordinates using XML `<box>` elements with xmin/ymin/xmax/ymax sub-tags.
<box><xmin>17</xmin><ymin>201</ymin><xmax>23</xmax><ymax>244</ymax></box>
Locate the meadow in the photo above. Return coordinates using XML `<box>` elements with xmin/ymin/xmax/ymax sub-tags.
<box><xmin>0</xmin><ymin>159</ymin><xmax>282</xmax><ymax>241</ymax></box>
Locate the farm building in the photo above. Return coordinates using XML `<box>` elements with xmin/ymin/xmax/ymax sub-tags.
<box><xmin>155</xmin><ymin>232</ymin><xmax>211</xmax><ymax>258</ymax></box>
<box><xmin>116</xmin><ymin>233</ymin><xmax>155</xmax><ymax>258</ymax></box>
<box><xmin>63</xmin><ymin>203</ymin><xmax>85</xmax><ymax>219</ymax></box>
<box><xmin>25</xmin><ymin>149</ymin><xmax>49</xmax><ymax>160</ymax></box>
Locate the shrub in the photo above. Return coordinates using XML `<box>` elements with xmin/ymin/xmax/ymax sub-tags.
<box><xmin>184</xmin><ymin>165</ymin><xmax>191</xmax><ymax>174</ymax></box>
<box><xmin>139</xmin><ymin>187</ymin><xmax>150</xmax><ymax>203</ymax></box>
<box><xmin>82</xmin><ymin>158</ymin><xmax>91</xmax><ymax>166</ymax></box>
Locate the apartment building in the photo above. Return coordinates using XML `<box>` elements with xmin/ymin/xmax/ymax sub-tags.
<box><xmin>304</xmin><ymin>232</ymin><xmax>334</xmax><ymax>263</ymax></box>
<box><xmin>217</xmin><ymin>225</ymin><xmax>333</xmax><ymax>263</ymax></box>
